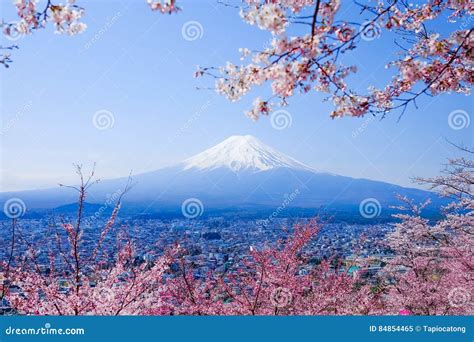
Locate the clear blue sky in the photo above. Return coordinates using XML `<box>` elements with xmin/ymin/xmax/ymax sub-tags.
<box><xmin>1</xmin><ymin>0</ymin><xmax>472</xmax><ymax>191</ymax></box>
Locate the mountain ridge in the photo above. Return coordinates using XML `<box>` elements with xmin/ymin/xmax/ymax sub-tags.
<box><xmin>178</xmin><ymin>135</ymin><xmax>316</xmax><ymax>173</ymax></box>
<box><xmin>0</xmin><ymin>135</ymin><xmax>444</xmax><ymax>214</ymax></box>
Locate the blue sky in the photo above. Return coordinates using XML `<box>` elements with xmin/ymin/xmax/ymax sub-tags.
<box><xmin>1</xmin><ymin>0</ymin><xmax>472</xmax><ymax>191</ymax></box>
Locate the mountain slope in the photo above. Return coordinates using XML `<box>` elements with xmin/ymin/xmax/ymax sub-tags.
<box><xmin>179</xmin><ymin>135</ymin><xmax>315</xmax><ymax>172</ymax></box>
<box><xmin>0</xmin><ymin>135</ymin><xmax>443</xmax><ymax>215</ymax></box>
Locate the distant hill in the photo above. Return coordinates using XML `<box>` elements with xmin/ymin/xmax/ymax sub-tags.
<box><xmin>0</xmin><ymin>135</ymin><xmax>445</xmax><ymax>220</ymax></box>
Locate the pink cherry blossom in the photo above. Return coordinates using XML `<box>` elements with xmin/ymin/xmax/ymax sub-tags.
<box><xmin>147</xmin><ymin>0</ymin><xmax>180</xmax><ymax>14</ymax></box>
<box><xmin>194</xmin><ymin>0</ymin><xmax>473</xmax><ymax>120</ymax></box>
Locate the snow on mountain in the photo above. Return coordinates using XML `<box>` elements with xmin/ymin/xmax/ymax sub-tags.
<box><xmin>179</xmin><ymin>135</ymin><xmax>315</xmax><ymax>173</ymax></box>
<box><xmin>0</xmin><ymin>134</ymin><xmax>443</xmax><ymax>213</ymax></box>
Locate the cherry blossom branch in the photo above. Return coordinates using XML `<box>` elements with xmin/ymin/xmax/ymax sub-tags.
<box><xmin>195</xmin><ymin>0</ymin><xmax>472</xmax><ymax>120</ymax></box>
<box><xmin>310</xmin><ymin>0</ymin><xmax>321</xmax><ymax>44</ymax></box>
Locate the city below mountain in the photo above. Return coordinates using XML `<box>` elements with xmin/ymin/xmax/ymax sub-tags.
<box><xmin>0</xmin><ymin>135</ymin><xmax>443</xmax><ymax>220</ymax></box>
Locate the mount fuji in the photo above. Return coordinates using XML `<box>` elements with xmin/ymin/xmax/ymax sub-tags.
<box><xmin>179</xmin><ymin>135</ymin><xmax>314</xmax><ymax>173</ymax></box>
<box><xmin>0</xmin><ymin>135</ymin><xmax>442</xmax><ymax>218</ymax></box>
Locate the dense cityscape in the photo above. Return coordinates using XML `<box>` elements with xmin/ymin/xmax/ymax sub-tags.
<box><xmin>1</xmin><ymin>216</ymin><xmax>393</xmax><ymax>261</ymax></box>
<box><xmin>0</xmin><ymin>215</ymin><xmax>396</xmax><ymax>313</ymax></box>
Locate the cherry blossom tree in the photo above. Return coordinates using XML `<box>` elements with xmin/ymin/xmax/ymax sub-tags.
<box><xmin>2</xmin><ymin>197</ymin><xmax>383</xmax><ymax>315</ymax></box>
<box><xmin>3</xmin><ymin>1</ymin><xmax>472</xmax><ymax>119</ymax></box>
<box><xmin>150</xmin><ymin>221</ymin><xmax>385</xmax><ymax>315</ymax></box>
<box><xmin>196</xmin><ymin>0</ymin><xmax>473</xmax><ymax>119</ymax></box>
<box><xmin>5</xmin><ymin>0</ymin><xmax>87</xmax><ymax>36</ymax></box>
<box><xmin>2</xmin><ymin>166</ymin><xmax>171</xmax><ymax>315</ymax></box>
<box><xmin>383</xmin><ymin>147</ymin><xmax>473</xmax><ymax>315</ymax></box>
<box><xmin>214</xmin><ymin>223</ymin><xmax>322</xmax><ymax>315</ymax></box>
<box><xmin>1</xmin><ymin>0</ymin><xmax>472</xmax><ymax>317</ymax></box>
<box><xmin>1</xmin><ymin>0</ymin><xmax>87</xmax><ymax>68</ymax></box>
<box><xmin>0</xmin><ymin>214</ymin><xmax>18</xmax><ymax>303</ymax></box>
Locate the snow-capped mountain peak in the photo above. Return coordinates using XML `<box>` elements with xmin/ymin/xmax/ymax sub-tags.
<box><xmin>180</xmin><ymin>135</ymin><xmax>315</xmax><ymax>172</ymax></box>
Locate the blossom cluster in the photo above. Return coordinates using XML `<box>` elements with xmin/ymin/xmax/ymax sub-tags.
<box><xmin>5</xmin><ymin>0</ymin><xmax>40</xmax><ymax>36</ymax></box>
<box><xmin>3</xmin><ymin>0</ymin><xmax>86</xmax><ymax>38</ymax></box>
<box><xmin>381</xmin><ymin>152</ymin><xmax>473</xmax><ymax>315</ymax></box>
<box><xmin>49</xmin><ymin>0</ymin><xmax>87</xmax><ymax>35</ymax></box>
<box><xmin>195</xmin><ymin>0</ymin><xmax>473</xmax><ymax>120</ymax></box>
<box><xmin>147</xmin><ymin>0</ymin><xmax>180</xmax><ymax>14</ymax></box>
